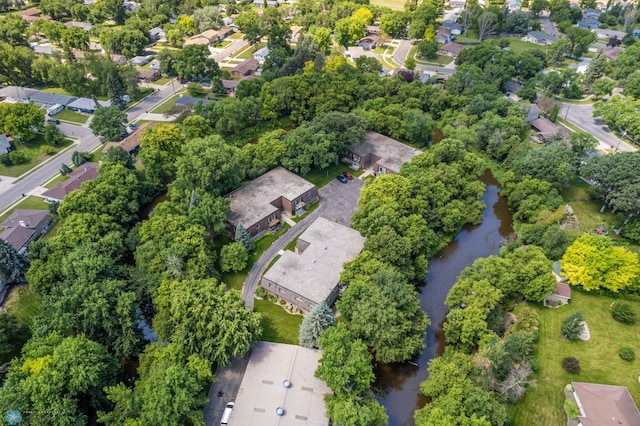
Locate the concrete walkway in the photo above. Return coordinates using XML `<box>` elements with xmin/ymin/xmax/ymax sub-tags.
<box><xmin>134</xmin><ymin>112</ymin><xmax>178</xmax><ymax>122</ymax></box>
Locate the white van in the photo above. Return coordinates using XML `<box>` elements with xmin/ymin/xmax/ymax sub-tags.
<box><xmin>220</xmin><ymin>402</ymin><xmax>234</xmax><ymax>425</ymax></box>
<box><xmin>47</xmin><ymin>104</ymin><xmax>64</xmax><ymax>116</ymax></box>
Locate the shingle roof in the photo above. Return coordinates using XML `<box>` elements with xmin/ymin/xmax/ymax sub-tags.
<box><xmin>42</xmin><ymin>163</ymin><xmax>99</xmax><ymax>201</ymax></box>
<box><xmin>573</xmin><ymin>382</ymin><xmax>640</xmax><ymax>426</ymax></box>
<box><xmin>67</xmin><ymin>98</ymin><xmax>111</xmax><ymax>111</ymax></box>
<box><xmin>102</xmin><ymin>122</ymin><xmax>155</xmax><ymax>154</ymax></box>
<box><xmin>232</xmin><ymin>58</ymin><xmax>260</xmax><ymax>74</ymax></box>
<box><xmin>29</xmin><ymin>91</ymin><xmax>77</xmax><ymax>106</ymax></box>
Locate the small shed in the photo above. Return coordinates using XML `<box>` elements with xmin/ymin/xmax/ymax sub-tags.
<box><xmin>544</xmin><ymin>283</ymin><xmax>572</xmax><ymax>307</ymax></box>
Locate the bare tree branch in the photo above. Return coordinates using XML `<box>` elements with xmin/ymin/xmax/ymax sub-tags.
<box><xmin>477</xmin><ymin>11</ymin><xmax>497</xmax><ymax>42</ymax></box>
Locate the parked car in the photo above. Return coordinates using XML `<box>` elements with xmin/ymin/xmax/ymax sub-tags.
<box><xmin>336</xmin><ymin>175</ymin><xmax>348</xmax><ymax>183</ymax></box>
<box><xmin>342</xmin><ymin>171</ymin><xmax>353</xmax><ymax>180</ymax></box>
<box><xmin>220</xmin><ymin>402</ymin><xmax>234</xmax><ymax>425</ymax></box>
<box><xmin>46</xmin><ymin>118</ymin><xmax>60</xmax><ymax>125</ymax></box>
<box><xmin>129</xmin><ymin>123</ymin><xmax>138</xmax><ymax>130</ymax></box>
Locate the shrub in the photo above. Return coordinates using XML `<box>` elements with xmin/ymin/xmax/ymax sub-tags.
<box><xmin>561</xmin><ymin>310</ymin><xmax>584</xmax><ymax>340</ymax></box>
<box><xmin>619</xmin><ymin>347</ymin><xmax>636</xmax><ymax>361</ymax></box>
<box><xmin>564</xmin><ymin>398</ymin><xmax>580</xmax><ymax>419</ymax></box>
<box><xmin>0</xmin><ymin>150</ymin><xmax>29</xmax><ymax>166</ymax></box>
<box><xmin>562</xmin><ymin>357</ymin><xmax>580</xmax><ymax>373</ymax></box>
<box><xmin>255</xmin><ymin>285</ymin><xmax>267</xmax><ymax>298</ymax></box>
<box><xmin>40</xmin><ymin>145</ymin><xmax>56</xmax><ymax>155</ymax></box>
<box><xmin>612</xmin><ymin>302</ymin><xmax>636</xmax><ymax>325</ymax></box>
<box><xmin>565</xmin><ymin>383</ymin><xmax>573</xmax><ymax>392</ymax></box>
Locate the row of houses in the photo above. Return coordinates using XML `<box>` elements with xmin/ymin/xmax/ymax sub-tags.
<box><xmin>0</xmin><ymin>86</ymin><xmax>112</xmax><ymax>114</ymax></box>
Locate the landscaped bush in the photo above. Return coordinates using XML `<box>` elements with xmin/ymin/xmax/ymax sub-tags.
<box><xmin>0</xmin><ymin>150</ymin><xmax>29</xmax><ymax>166</ymax></box>
<box><xmin>561</xmin><ymin>310</ymin><xmax>584</xmax><ymax>340</ymax></box>
<box><xmin>255</xmin><ymin>285</ymin><xmax>267</xmax><ymax>298</ymax></box>
<box><xmin>612</xmin><ymin>302</ymin><xmax>636</xmax><ymax>325</ymax></box>
<box><xmin>39</xmin><ymin>145</ymin><xmax>55</xmax><ymax>155</ymax></box>
<box><xmin>562</xmin><ymin>357</ymin><xmax>580</xmax><ymax>373</ymax></box>
<box><xmin>564</xmin><ymin>398</ymin><xmax>580</xmax><ymax>419</ymax></box>
<box><xmin>619</xmin><ymin>347</ymin><xmax>636</xmax><ymax>361</ymax></box>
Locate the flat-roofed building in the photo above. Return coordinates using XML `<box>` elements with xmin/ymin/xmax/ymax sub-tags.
<box><xmin>261</xmin><ymin>217</ymin><xmax>365</xmax><ymax>312</ymax></box>
<box><xmin>226</xmin><ymin>167</ymin><xmax>318</xmax><ymax>238</ymax></box>
<box><xmin>228</xmin><ymin>341</ymin><xmax>331</xmax><ymax>426</ymax></box>
<box><xmin>346</xmin><ymin>131</ymin><xmax>421</xmax><ymax>175</ymax></box>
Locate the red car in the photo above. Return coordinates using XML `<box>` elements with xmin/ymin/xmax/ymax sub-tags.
<box><xmin>342</xmin><ymin>172</ymin><xmax>353</xmax><ymax>180</ymax></box>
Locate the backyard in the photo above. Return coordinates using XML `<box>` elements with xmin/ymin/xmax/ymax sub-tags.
<box><xmin>0</xmin><ymin>135</ymin><xmax>73</xmax><ymax>177</ymax></box>
<box><xmin>2</xmin><ymin>284</ymin><xmax>42</xmax><ymax>326</ymax></box>
<box><xmin>508</xmin><ymin>292</ymin><xmax>640</xmax><ymax>425</ymax></box>
<box><xmin>253</xmin><ymin>298</ymin><xmax>303</xmax><ymax>345</ymax></box>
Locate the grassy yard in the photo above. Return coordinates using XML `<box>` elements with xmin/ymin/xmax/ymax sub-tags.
<box><xmin>0</xmin><ymin>136</ymin><xmax>73</xmax><ymax>177</ymax></box>
<box><xmin>304</xmin><ymin>163</ymin><xmax>363</xmax><ymax>188</ymax></box>
<box><xmin>508</xmin><ymin>292</ymin><xmax>640</xmax><ymax>425</ymax></box>
<box><xmin>55</xmin><ymin>109</ymin><xmax>88</xmax><ymax>124</ymax></box>
<box><xmin>2</xmin><ymin>284</ymin><xmax>42</xmax><ymax>326</ymax></box>
<box><xmin>413</xmin><ymin>46</ymin><xmax>455</xmax><ymax>66</ymax></box>
<box><xmin>254</xmin><ymin>298</ymin><xmax>303</xmax><ymax>345</ymax></box>
<box><xmin>502</xmin><ymin>37</ymin><xmax>546</xmax><ymax>54</ymax></box>
<box><xmin>235</xmin><ymin>42</ymin><xmax>266</xmax><ymax>59</ymax></box>
<box><xmin>370</xmin><ymin>0</ymin><xmax>405</xmax><ymax>10</ymax></box>
<box><xmin>41</xmin><ymin>87</ymin><xmax>109</xmax><ymax>101</ymax></box>
<box><xmin>292</xmin><ymin>200</ymin><xmax>320</xmax><ymax>223</ymax></box>
<box><xmin>43</xmin><ymin>173</ymin><xmax>68</xmax><ymax>188</ymax></box>
<box><xmin>0</xmin><ymin>196</ymin><xmax>49</xmax><ymax>223</ymax></box>
<box><xmin>149</xmin><ymin>92</ymin><xmax>184</xmax><ymax>114</ymax></box>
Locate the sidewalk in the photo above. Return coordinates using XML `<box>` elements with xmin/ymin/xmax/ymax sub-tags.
<box><xmin>135</xmin><ymin>113</ymin><xmax>178</xmax><ymax>122</ymax></box>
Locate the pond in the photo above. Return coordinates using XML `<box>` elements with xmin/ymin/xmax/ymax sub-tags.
<box><xmin>375</xmin><ymin>169</ymin><xmax>514</xmax><ymax>426</ymax></box>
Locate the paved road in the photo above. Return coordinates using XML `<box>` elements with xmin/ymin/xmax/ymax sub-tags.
<box><xmin>558</xmin><ymin>102</ymin><xmax>637</xmax><ymax>152</ymax></box>
<box><xmin>0</xmin><ymin>82</ymin><xmax>185</xmax><ymax>211</ymax></box>
<box><xmin>540</xmin><ymin>12</ymin><xmax>560</xmax><ymax>37</ymax></box>
<box><xmin>241</xmin><ymin>178</ymin><xmax>364</xmax><ymax>308</ymax></box>
<box><xmin>204</xmin><ymin>353</ymin><xmax>251</xmax><ymax>426</ymax></box>
<box><xmin>213</xmin><ymin>39</ymin><xmax>248</xmax><ymax>62</ymax></box>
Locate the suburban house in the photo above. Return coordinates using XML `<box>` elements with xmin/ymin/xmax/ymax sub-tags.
<box><xmin>544</xmin><ymin>283</ymin><xmax>571</xmax><ymax>307</ymax></box>
<box><xmin>443</xmin><ymin>21</ymin><xmax>463</xmax><ymax>35</ymax></box>
<box><xmin>222</xmin><ymin>16</ymin><xmax>234</xmax><ymax>27</ymax></box>
<box><xmin>578</xmin><ymin>17</ymin><xmax>600</xmax><ymax>29</ymax></box>
<box><xmin>29</xmin><ymin>91</ymin><xmax>76</xmax><ymax>108</ymax></box>
<box><xmin>633</xmin><ymin>28</ymin><xmax>640</xmax><ymax>37</ymax></box>
<box><xmin>509</xmin><ymin>0</ymin><xmax>522</xmax><ymax>10</ymax></box>
<box><xmin>524</xmin><ymin>103</ymin><xmax>541</xmax><ymax>123</ymax></box>
<box><xmin>148</xmin><ymin>27</ymin><xmax>166</xmax><ymax>42</ymax></box>
<box><xmin>71</xmin><ymin>49</ymin><xmax>86</xmax><ymax>60</ymax></box>
<box><xmin>149</xmin><ymin>59</ymin><xmax>160</xmax><ymax>71</ymax></box>
<box><xmin>357</xmin><ymin>36</ymin><xmax>378</xmax><ymax>50</ymax></box>
<box><xmin>184</xmin><ymin>27</ymin><xmax>234</xmax><ymax>46</ymax></box>
<box><xmin>32</xmin><ymin>44</ymin><xmax>59</xmax><ymax>56</ymax></box>
<box><xmin>138</xmin><ymin>69</ymin><xmax>160</xmax><ymax>81</ymax></box>
<box><xmin>261</xmin><ymin>217</ymin><xmax>366</xmax><ymax>312</ymax></box>
<box><xmin>228</xmin><ymin>341</ymin><xmax>331</xmax><ymax>426</ymax></box>
<box><xmin>0</xmin><ymin>86</ymin><xmax>33</xmax><ymax>102</ymax></box>
<box><xmin>435</xmin><ymin>27</ymin><xmax>452</xmax><ymax>43</ymax></box>
<box><xmin>346</xmin><ymin>131</ymin><xmax>422</xmax><ymax>175</ymax></box>
<box><xmin>225</xmin><ymin>166</ymin><xmax>318</xmax><ymax>238</ymax></box>
<box><xmin>102</xmin><ymin>122</ymin><xmax>154</xmax><ymax>158</ymax></box>
<box><xmin>20</xmin><ymin>9</ymin><xmax>50</xmax><ymax>23</ymax></box>
<box><xmin>222</xmin><ymin>75</ymin><xmax>256</xmax><ymax>95</ymax></box>
<box><xmin>438</xmin><ymin>42</ymin><xmax>463</xmax><ymax>57</ymax></box>
<box><xmin>0</xmin><ymin>210</ymin><xmax>52</xmax><ymax>255</ymax></box>
<box><xmin>231</xmin><ymin>59</ymin><xmax>260</xmax><ymax>78</ymax></box>
<box><xmin>42</xmin><ymin>162</ymin><xmax>100</xmax><ymax>202</ymax></box>
<box><xmin>131</xmin><ymin>56</ymin><xmax>150</xmax><ymax>66</ymax></box>
<box><xmin>570</xmin><ymin>382</ymin><xmax>640</xmax><ymax>425</ymax></box>
<box><xmin>67</xmin><ymin>98</ymin><xmax>111</xmax><ymax>114</ymax></box>
<box><xmin>290</xmin><ymin>25</ymin><xmax>304</xmax><ymax>43</ymax></box>
<box><xmin>110</xmin><ymin>54</ymin><xmax>128</xmax><ymax>66</ymax></box>
<box><xmin>366</xmin><ymin>25</ymin><xmax>381</xmax><ymax>35</ymax></box>
<box><xmin>253</xmin><ymin>46</ymin><xmax>272</xmax><ymax>63</ymax></box>
<box><xmin>583</xmin><ymin>7</ymin><xmax>601</xmax><ymax>19</ymax></box>
<box><xmin>530</xmin><ymin>117</ymin><xmax>559</xmax><ymax>140</ymax></box>
<box><xmin>174</xmin><ymin>96</ymin><xmax>214</xmax><ymax>107</ymax></box>
<box><xmin>522</xmin><ymin>31</ymin><xmax>558</xmax><ymax>45</ymax></box>
<box><xmin>347</xmin><ymin>46</ymin><xmax>366</xmax><ymax>60</ymax></box>
<box><xmin>593</xmin><ymin>28</ymin><xmax>626</xmax><ymax>39</ymax></box>
<box><xmin>64</xmin><ymin>21</ymin><xmax>92</xmax><ymax>31</ymax></box>
<box><xmin>0</xmin><ymin>135</ymin><xmax>11</xmax><ymax>155</ymax></box>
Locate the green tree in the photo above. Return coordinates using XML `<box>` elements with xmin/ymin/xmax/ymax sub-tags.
<box><xmin>334</xmin><ymin>17</ymin><xmax>365</xmax><ymax>47</ymax></box>
<box><xmin>337</xmin><ymin>267</ymin><xmax>429</xmax><ymax>363</ymax></box>
<box><xmin>89</xmin><ymin>106</ymin><xmax>127</xmax><ymax>143</ymax></box>
<box><xmin>565</xmin><ymin>26</ymin><xmax>597</xmax><ymax>58</ymax></box>
<box><xmin>561</xmin><ymin>310</ymin><xmax>584</xmax><ymax>339</ymax></box>
<box><xmin>0</xmin><ymin>102</ymin><xmax>45</xmax><ymax>142</ymax></box>
<box><xmin>417</xmin><ymin>40</ymin><xmax>438</xmax><ymax>59</ymax></box>
<box><xmin>174</xmin><ymin>44</ymin><xmax>219</xmax><ymax>81</ymax></box>
<box><xmin>0</xmin><ymin>15</ymin><xmax>28</xmax><ymax>46</ymax></box>
<box><xmin>0</xmin><ymin>334</ymin><xmax>118</xmax><ymax>424</ymax></box>
<box><xmin>44</xmin><ymin>123</ymin><xmax>65</xmax><ymax>146</ymax></box>
<box><xmin>380</xmin><ymin>11</ymin><xmax>410</xmax><ymax>38</ymax></box>
<box><xmin>234</xmin><ymin>224</ymin><xmax>253</xmax><ymax>253</ymax></box>
<box><xmin>61</xmin><ymin>26</ymin><xmax>89</xmax><ymax>51</ymax></box>
<box><xmin>584</xmin><ymin>51</ymin><xmax>607</xmax><ymax>91</ymax></box>
<box><xmin>561</xmin><ymin>233</ymin><xmax>640</xmax><ymax>292</ymax></box>
<box><xmin>298</xmin><ymin>301</ymin><xmax>335</xmax><ymax>348</ymax></box>
<box><xmin>99</xmin><ymin>343</ymin><xmax>212</xmax><ymax>426</ymax></box>
<box><xmin>0</xmin><ymin>313</ymin><xmax>30</xmax><ymax>364</ymax></box>
<box><xmin>325</xmin><ymin>394</ymin><xmax>388</xmax><ymax>426</ymax></box>
<box><xmin>0</xmin><ymin>43</ymin><xmax>35</xmax><ymax>86</ymax></box>
<box><xmin>0</xmin><ymin>238</ymin><xmax>29</xmax><ymax>284</ymax></box>
<box><xmin>153</xmin><ymin>278</ymin><xmax>262</xmax><ymax>365</ymax></box>
<box><xmin>234</xmin><ymin>10</ymin><xmax>262</xmax><ymax>46</ymax></box>
<box><xmin>220</xmin><ymin>242</ymin><xmax>248</xmax><ymax>272</ymax></box>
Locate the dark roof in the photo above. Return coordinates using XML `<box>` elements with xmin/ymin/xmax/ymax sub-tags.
<box><xmin>232</xmin><ymin>58</ymin><xmax>260</xmax><ymax>74</ymax></box>
<box><xmin>439</xmin><ymin>42</ymin><xmax>463</xmax><ymax>54</ymax></box>
<box><xmin>174</xmin><ymin>96</ymin><xmax>214</xmax><ymax>106</ymax></box>
<box><xmin>1</xmin><ymin>210</ymin><xmax>49</xmax><ymax>230</ymax></box>
<box><xmin>555</xmin><ymin>283</ymin><xmax>571</xmax><ymax>298</ymax></box>
<box><xmin>102</xmin><ymin>122</ymin><xmax>155</xmax><ymax>153</ymax></box>
<box><xmin>530</xmin><ymin>117</ymin><xmax>558</xmax><ymax>139</ymax></box>
<box><xmin>0</xmin><ymin>210</ymin><xmax>50</xmax><ymax>252</ymax></box>
<box><xmin>572</xmin><ymin>382</ymin><xmax>640</xmax><ymax>426</ymax></box>
<box><xmin>29</xmin><ymin>91</ymin><xmax>77</xmax><ymax>106</ymax></box>
<box><xmin>42</xmin><ymin>162</ymin><xmax>99</xmax><ymax>201</ymax></box>
<box><xmin>526</xmin><ymin>31</ymin><xmax>557</xmax><ymax>42</ymax></box>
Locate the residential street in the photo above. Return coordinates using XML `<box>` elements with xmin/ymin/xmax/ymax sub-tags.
<box><xmin>241</xmin><ymin>178</ymin><xmax>364</xmax><ymax>309</ymax></box>
<box><xmin>558</xmin><ymin>102</ymin><xmax>637</xmax><ymax>152</ymax></box>
<box><xmin>540</xmin><ymin>11</ymin><xmax>560</xmax><ymax>37</ymax></box>
<box><xmin>393</xmin><ymin>39</ymin><xmax>413</xmax><ymax>66</ymax></box>
<box><xmin>393</xmin><ymin>38</ymin><xmax>456</xmax><ymax>75</ymax></box>
<box><xmin>0</xmin><ymin>81</ymin><xmax>185</xmax><ymax>212</ymax></box>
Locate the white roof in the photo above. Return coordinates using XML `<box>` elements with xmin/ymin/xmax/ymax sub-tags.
<box><xmin>229</xmin><ymin>341</ymin><xmax>331</xmax><ymax>426</ymax></box>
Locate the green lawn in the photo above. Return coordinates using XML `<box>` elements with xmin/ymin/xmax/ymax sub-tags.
<box><xmin>0</xmin><ymin>136</ymin><xmax>73</xmax><ymax>177</ymax></box>
<box><xmin>0</xmin><ymin>196</ymin><xmax>49</xmax><ymax>223</ymax></box>
<box><xmin>43</xmin><ymin>173</ymin><xmax>68</xmax><ymax>188</ymax></box>
<box><xmin>235</xmin><ymin>42</ymin><xmax>266</xmax><ymax>59</ymax></box>
<box><xmin>55</xmin><ymin>109</ymin><xmax>88</xmax><ymax>124</ymax></box>
<box><xmin>254</xmin><ymin>298</ymin><xmax>303</xmax><ymax>345</ymax></box>
<box><xmin>3</xmin><ymin>284</ymin><xmax>42</xmax><ymax>326</ymax></box>
<box><xmin>149</xmin><ymin>92</ymin><xmax>184</xmax><ymax>114</ymax></box>
<box><xmin>304</xmin><ymin>163</ymin><xmax>363</xmax><ymax>188</ymax></box>
<box><xmin>123</xmin><ymin>88</ymin><xmax>155</xmax><ymax>109</ymax></box>
<box><xmin>41</xmin><ymin>87</ymin><xmax>109</xmax><ymax>101</ymax></box>
<box><xmin>508</xmin><ymin>292</ymin><xmax>640</xmax><ymax>425</ymax></box>
<box><xmin>370</xmin><ymin>0</ymin><xmax>404</xmax><ymax>10</ymax></box>
<box><xmin>502</xmin><ymin>37</ymin><xmax>546</xmax><ymax>54</ymax></box>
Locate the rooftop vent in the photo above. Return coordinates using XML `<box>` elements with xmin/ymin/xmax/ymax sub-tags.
<box><xmin>283</xmin><ymin>379</ymin><xmax>291</xmax><ymax>388</ymax></box>
<box><xmin>276</xmin><ymin>407</ymin><xmax>285</xmax><ymax>416</ymax></box>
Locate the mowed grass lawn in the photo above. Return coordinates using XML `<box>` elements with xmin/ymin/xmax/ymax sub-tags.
<box><xmin>254</xmin><ymin>299</ymin><xmax>303</xmax><ymax>345</ymax></box>
<box><xmin>0</xmin><ymin>136</ymin><xmax>73</xmax><ymax>177</ymax></box>
<box><xmin>3</xmin><ymin>284</ymin><xmax>42</xmax><ymax>326</ymax></box>
<box><xmin>55</xmin><ymin>109</ymin><xmax>88</xmax><ymax>124</ymax></box>
<box><xmin>370</xmin><ymin>0</ymin><xmax>404</xmax><ymax>10</ymax></box>
<box><xmin>508</xmin><ymin>292</ymin><xmax>640</xmax><ymax>425</ymax></box>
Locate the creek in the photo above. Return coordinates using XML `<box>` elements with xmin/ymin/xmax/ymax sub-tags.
<box><xmin>375</xmin><ymin>169</ymin><xmax>514</xmax><ymax>426</ymax></box>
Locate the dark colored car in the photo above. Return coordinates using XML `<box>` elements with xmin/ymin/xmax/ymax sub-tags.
<box><xmin>336</xmin><ymin>175</ymin><xmax>348</xmax><ymax>183</ymax></box>
<box><xmin>46</xmin><ymin>119</ymin><xmax>60</xmax><ymax>125</ymax></box>
<box><xmin>342</xmin><ymin>172</ymin><xmax>353</xmax><ymax>180</ymax></box>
